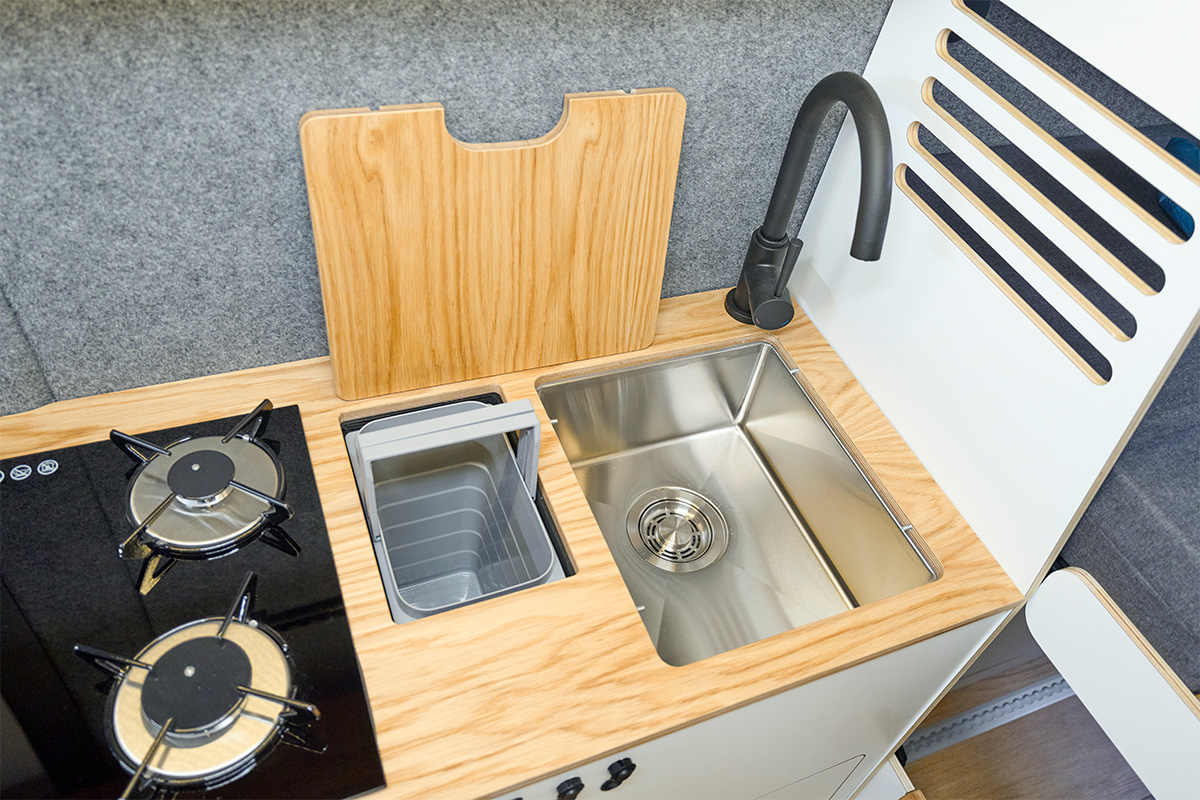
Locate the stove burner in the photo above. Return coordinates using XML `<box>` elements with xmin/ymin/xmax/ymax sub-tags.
<box><xmin>142</xmin><ymin>637</ymin><xmax>251</xmax><ymax>734</ymax></box>
<box><xmin>72</xmin><ymin>573</ymin><xmax>321</xmax><ymax>798</ymax></box>
<box><xmin>167</xmin><ymin>450</ymin><xmax>236</xmax><ymax>504</ymax></box>
<box><xmin>110</xmin><ymin>400</ymin><xmax>299</xmax><ymax>594</ymax></box>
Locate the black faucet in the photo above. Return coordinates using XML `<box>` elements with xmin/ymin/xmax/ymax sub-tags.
<box><xmin>725</xmin><ymin>71</ymin><xmax>893</xmax><ymax>330</ymax></box>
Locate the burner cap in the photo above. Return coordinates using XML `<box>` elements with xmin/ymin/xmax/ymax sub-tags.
<box><xmin>167</xmin><ymin>450</ymin><xmax>236</xmax><ymax>501</ymax></box>
<box><xmin>142</xmin><ymin>636</ymin><xmax>251</xmax><ymax>734</ymax></box>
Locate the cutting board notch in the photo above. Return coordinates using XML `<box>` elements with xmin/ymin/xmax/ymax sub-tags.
<box><xmin>300</xmin><ymin>88</ymin><xmax>687</xmax><ymax>400</ymax></box>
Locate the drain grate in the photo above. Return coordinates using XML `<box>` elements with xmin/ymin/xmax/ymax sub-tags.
<box><xmin>626</xmin><ymin>487</ymin><xmax>729</xmax><ymax>573</ymax></box>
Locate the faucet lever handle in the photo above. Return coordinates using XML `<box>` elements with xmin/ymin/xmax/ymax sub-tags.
<box><xmin>726</xmin><ymin>227</ymin><xmax>801</xmax><ymax>331</ymax></box>
<box><xmin>775</xmin><ymin>237</ymin><xmax>804</xmax><ymax>297</ymax></box>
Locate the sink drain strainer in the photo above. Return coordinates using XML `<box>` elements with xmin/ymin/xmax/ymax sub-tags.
<box><xmin>626</xmin><ymin>487</ymin><xmax>729</xmax><ymax>573</ymax></box>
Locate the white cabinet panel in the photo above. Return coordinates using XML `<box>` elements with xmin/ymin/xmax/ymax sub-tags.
<box><xmin>510</xmin><ymin>614</ymin><xmax>1002</xmax><ymax>800</ymax></box>
<box><xmin>848</xmin><ymin>758</ymin><xmax>910</xmax><ymax>800</ymax></box>
<box><xmin>795</xmin><ymin>0</ymin><xmax>1200</xmax><ymax>593</ymax></box>
<box><xmin>758</xmin><ymin>755</ymin><xmax>863</xmax><ymax>800</ymax></box>
<box><xmin>1027</xmin><ymin>569</ymin><xmax>1200</xmax><ymax>799</ymax></box>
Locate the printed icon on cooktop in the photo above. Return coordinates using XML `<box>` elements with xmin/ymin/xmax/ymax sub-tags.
<box><xmin>37</xmin><ymin>459</ymin><xmax>58</xmax><ymax>475</ymax></box>
<box><xmin>10</xmin><ymin>464</ymin><xmax>31</xmax><ymax>481</ymax></box>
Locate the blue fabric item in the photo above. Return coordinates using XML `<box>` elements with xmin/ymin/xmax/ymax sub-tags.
<box><xmin>1157</xmin><ymin>136</ymin><xmax>1199</xmax><ymax>239</ymax></box>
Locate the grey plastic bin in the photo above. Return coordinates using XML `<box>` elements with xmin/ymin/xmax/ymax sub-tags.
<box><xmin>346</xmin><ymin>400</ymin><xmax>561</xmax><ymax>622</ymax></box>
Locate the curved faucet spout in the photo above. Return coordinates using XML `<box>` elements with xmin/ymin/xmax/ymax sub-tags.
<box><xmin>762</xmin><ymin>71</ymin><xmax>893</xmax><ymax>258</ymax></box>
<box><xmin>726</xmin><ymin>71</ymin><xmax>893</xmax><ymax>330</ymax></box>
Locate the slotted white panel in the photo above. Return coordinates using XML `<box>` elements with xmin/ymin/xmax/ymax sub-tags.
<box><xmin>1015</xmin><ymin>2</ymin><xmax>1200</xmax><ymax>136</ymax></box>
<box><xmin>794</xmin><ymin>0</ymin><xmax>1200</xmax><ymax>592</ymax></box>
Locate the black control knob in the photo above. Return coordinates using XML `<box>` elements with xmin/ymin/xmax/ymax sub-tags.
<box><xmin>556</xmin><ymin>777</ymin><xmax>584</xmax><ymax>799</ymax></box>
<box><xmin>600</xmin><ymin>758</ymin><xmax>636</xmax><ymax>791</ymax></box>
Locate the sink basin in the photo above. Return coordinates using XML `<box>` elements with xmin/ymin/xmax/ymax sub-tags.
<box><xmin>537</xmin><ymin>341</ymin><xmax>938</xmax><ymax>666</ymax></box>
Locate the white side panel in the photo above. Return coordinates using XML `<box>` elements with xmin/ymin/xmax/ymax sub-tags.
<box><xmin>512</xmin><ymin>614</ymin><xmax>1002</xmax><ymax>800</ymax></box>
<box><xmin>794</xmin><ymin>0</ymin><xmax>1200</xmax><ymax>592</ymax></box>
<box><xmin>1027</xmin><ymin>570</ymin><xmax>1200</xmax><ymax>800</ymax></box>
<box><xmin>1006</xmin><ymin>0</ymin><xmax>1200</xmax><ymax>133</ymax></box>
<box><xmin>848</xmin><ymin>757</ymin><xmax>911</xmax><ymax>800</ymax></box>
<box><xmin>758</xmin><ymin>756</ymin><xmax>864</xmax><ymax>800</ymax></box>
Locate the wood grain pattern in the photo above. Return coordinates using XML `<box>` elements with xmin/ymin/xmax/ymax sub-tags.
<box><xmin>299</xmin><ymin>89</ymin><xmax>687</xmax><ymax>400</ymax></box>
<box><xmin>917</xmin><ymin>655</ymin><xmax>1062</xmax><ymax>730</ymax></box>
<box><xmin>907</xmin><ymin>696</ymin><xmax>1151</xmax><ymax>800</ymax></box>
<box><xmin>0</xmin><ymin>290</ymin><xmax>1021</xmax><ymax>799</ymax></box>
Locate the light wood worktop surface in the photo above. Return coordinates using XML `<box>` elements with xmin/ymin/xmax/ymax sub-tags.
<box><xmin>0</xmin><ymin>289</ymin><xmax>1021</xmax><ymax>799</ymax></box>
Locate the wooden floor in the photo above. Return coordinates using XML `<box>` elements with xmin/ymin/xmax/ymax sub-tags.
<box><xmin>906</xmin><ymin>658</ymin><xmax>1152</xmax><ymax>800</ymax></box>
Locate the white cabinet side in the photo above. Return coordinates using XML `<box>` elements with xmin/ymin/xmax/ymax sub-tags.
<box><xmin>794</xmin><ymin>0</ymin><xmax>1200</xmax><ymax>592</ymax></box>
<box><xmin>510</xmin><ymin>614</ymin><xmax>1002</xmax><ymax>800</ymax></box>
<box><xmin>1027</xmin><ymin>570</ymin><xmax>1200</xmax><ymax>800</ymax></box>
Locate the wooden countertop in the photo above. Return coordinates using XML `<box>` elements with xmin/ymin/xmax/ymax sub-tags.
<box><xmin>0</xmin><ymin>289</ymin><xmax>1021</xmax><ymax>799</ymax></box>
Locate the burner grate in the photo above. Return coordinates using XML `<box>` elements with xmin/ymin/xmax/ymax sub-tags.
<box><xmin>73</xmin><ymin>573</ymin><xmax>320</xmax><ymax>798</ymax></box>
<box><xmin>110</xmin><ymin>400</ymin><xmax>298</xmax><ymax>594</ymax></box>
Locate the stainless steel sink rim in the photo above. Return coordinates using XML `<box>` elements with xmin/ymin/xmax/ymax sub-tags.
<box><xmin>626</xmin><ymin>487</ymin><xmax>729</xmax><ymax>573</ymax></box>
<box><xmin>538</xmin><ymin>340</ymin><xmax>939</xmax><ymax>666</ymax></box>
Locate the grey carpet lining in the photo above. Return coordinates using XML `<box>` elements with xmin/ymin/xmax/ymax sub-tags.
<box><xmin>1061</xmin><ymin>332</ymin><xmax>1200</xmax><ymax>691</ymax></box>
<box><xmin>1</xmin><ymin>0</ymin><xmax>891</xmax><ymax>413</ymax></box>
<box><xmin>0</xmin><ymin>283</ymin><xmax>53</xmax><ymax>413</ymax></box>
<box><xmin>3</xmin><ymin>0</ymin><xmax>1196</xmax><ymax>693</ymax></box>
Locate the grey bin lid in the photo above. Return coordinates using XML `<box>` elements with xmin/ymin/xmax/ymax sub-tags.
<box><xmin>356</xmin><ymin>399</ymin><xmax>541</xmax><ymax>502</ymax></box>
<box><xmin>345</xmin><ymin>399</ymin><xmax>555</xmax><ymax>621</ymax></box>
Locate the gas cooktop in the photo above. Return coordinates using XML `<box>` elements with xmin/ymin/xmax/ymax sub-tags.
<box><xmin>0</xmin><ymin>402</ymin><xmax>385</xmax><ymax>799</ymax></box>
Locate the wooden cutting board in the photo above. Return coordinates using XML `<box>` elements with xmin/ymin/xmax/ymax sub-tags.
<box><xmin>299</xmin><ymin>88</ymin><xmax>687</xmax><ymax>400</ymax></box>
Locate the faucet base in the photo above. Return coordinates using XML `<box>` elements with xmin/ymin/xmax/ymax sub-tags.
<box><xmin>726</xmin><ymin>276</ymin><xmax>796</xmax><ymax>331</ymax></box>
<box><xmin>724</xmin><ymin>289</ymin><xmax>755</xmax><ymax>325</ymax></box>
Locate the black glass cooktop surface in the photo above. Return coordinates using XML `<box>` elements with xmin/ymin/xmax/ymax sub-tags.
<box><xmin>0</xmin><ymin>405</ymin><xmax>385</xmax><ymax>799</ymax></box>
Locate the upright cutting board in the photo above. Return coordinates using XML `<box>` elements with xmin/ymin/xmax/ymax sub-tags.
<box><xmin>300</xmin><ymin>89</ymin><xmax>687</xmax><ymax>400</ymax></box>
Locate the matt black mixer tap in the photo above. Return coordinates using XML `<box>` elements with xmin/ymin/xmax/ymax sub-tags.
<box><xmin>725</xmin><ymin>71</ymin><xmax>893</xmax><ymax>330</ymax></box>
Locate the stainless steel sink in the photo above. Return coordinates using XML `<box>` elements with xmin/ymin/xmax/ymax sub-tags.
<box><xmin>537</xmin><ymin>341</ymin><xmax>938</xmax><ymax>666</ymax></box>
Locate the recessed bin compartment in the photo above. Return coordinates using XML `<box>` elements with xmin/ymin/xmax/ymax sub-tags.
<box><xmin>345</xmin><ymin>399</ymin><xmax>566</xmax><ymax>623</ymax></box>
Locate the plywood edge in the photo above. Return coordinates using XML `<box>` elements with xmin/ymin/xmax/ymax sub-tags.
<box><xmin>950</xmin><ymin>0</ymin><xmax>1200</xmax><ymax>189</ymax></box>
<box><xmin>297</xmin><ymin>104</ymin><xmax>419</xmax><ymax>131</ymax></box>
<box><xmin>0</xmin><ymin>356</ymin><xmax>337</xmax><ymax>450</ymax></box>
<box><xmin>906</xmin><ymin>121</ymin><xmax>1130</xmax><ymax>342</ymax></box>
<box><xmin>302</xmin><ymin>88</ymin><xmax>686</xmax><ymax>155</ymax></box>
<box><xmin>893</xmin><ymin>163</ymin><xmax>1108</xmax><ymax>385</ymax></box>
<box><xmin>1010</xmin><ymin>309</ymin><xmax>1200</xmax><ymax>600</ymax></box>
<box><xmin>919</xmin><ymin>77</ymin><xmax>1158</xmax><ymax>297</ymax></box>
<box><xmin>0</xmin><ymin>290</ymin><xmax>1022</xmax><ymax>799</ymax></box>
<box><xmin>458</xmin><ymin>87</ymin><xmax>685</xmax><ymax>153</ymax></box>
<box><xmin>934</xmin><ymin>28</ymin><xmax>1186</xmax><ymax>246</ymax></box>
<box><xmin>1061</xmin><ymin>567</ymin><xmax>1200</xmax><ymax>716</ymax></box>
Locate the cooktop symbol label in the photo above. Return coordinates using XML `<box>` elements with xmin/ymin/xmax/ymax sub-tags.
<box><xmin>11</xmin><ymin>464</ymin><xmax>32</xmax><ymax>481</ymax></box>
<box><xmin>38</xmin><ymin>459</ymin><xmax>59</xmax><ymax>476</ymax></box>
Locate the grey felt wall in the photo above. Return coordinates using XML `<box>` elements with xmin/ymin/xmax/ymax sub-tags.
<box><xmin>0</xmin><ymin>0</ymin><xmax>893</xmax><ymax>415</ymax></box>
<box><xmin>3</xmin><ymin>0</ymin><xmax>1198</xmax><ymax>698</ymax></box>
